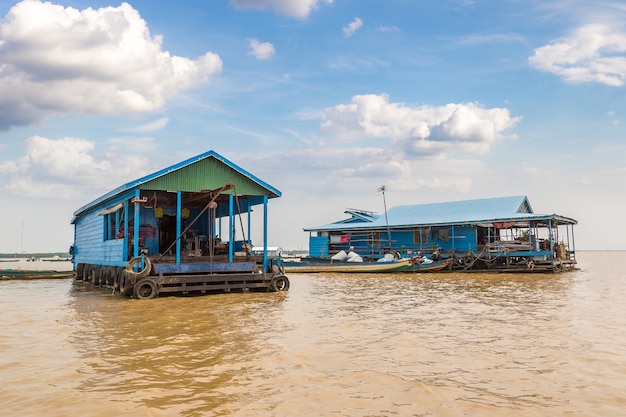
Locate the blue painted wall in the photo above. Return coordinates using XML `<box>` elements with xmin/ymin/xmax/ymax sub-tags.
<box><xmin>73</xmin><ymin>192</ymin><xmax>133</xmax><ymax>268</ymax></box>
<box><xmin>309</xmin><ymin>236</ymin><xmax>329</xmax><ymax>257</ymax></box>
<box><xmin>308</xmin><ymin>225</ymin><xmax>480</xmax><ymax>258</ymax></box>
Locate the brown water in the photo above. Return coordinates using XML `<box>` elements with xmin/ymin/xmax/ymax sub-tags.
<box><xmin>1</xmin><ymin>251</ymin><xmax>625</xmax><ymax>416</ymax></box>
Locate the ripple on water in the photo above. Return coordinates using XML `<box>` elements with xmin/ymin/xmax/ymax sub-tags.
<box><xmin>1</xmin><ymin>252</ymin><xmax>625</xmax><ymax>416</ymax></box>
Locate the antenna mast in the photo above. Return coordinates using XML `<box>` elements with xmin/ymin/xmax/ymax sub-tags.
<box><xmin>378</xmin><ymin>185</ymin><xmax>392</xmax><ymax>249</ymax></box>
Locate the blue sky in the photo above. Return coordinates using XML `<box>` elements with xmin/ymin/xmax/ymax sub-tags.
<box><xmin>0</xmin><ymin>0</ymin><xmax>624</xmax><ymax>253</ymax></box>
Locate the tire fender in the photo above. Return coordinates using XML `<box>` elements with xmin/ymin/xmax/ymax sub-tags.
<box><xmin>125</xmin><ymin>256</ymin><xmax>152</xmax><ymax>280</ymax></box>
<box><xmin>269</xmin><ymin>274</ymin><xmax>290</xmax><ymax>292</ymax></box>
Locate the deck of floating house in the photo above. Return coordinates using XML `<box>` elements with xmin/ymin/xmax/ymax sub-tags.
<box><xmin>71</xmin><ymin>150</ymin><xmax>289</xmax><ymax>298</ymax></box>
<box><xmin>303</xmin><ymin>196</ymin><xmax>577</xmax><ymax>272</ymax></box>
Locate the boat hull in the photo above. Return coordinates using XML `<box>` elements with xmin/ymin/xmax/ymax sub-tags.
<box><xmin>409</xmin><ymin>259</ymin><xmax>451</xmax><ymax>272</ymax></box>
<box><xmin>283</xmin><ymin>258</ymin><xmax>412</xmax><ymax>273</ymax></box>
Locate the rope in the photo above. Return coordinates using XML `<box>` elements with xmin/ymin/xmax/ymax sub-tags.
<box><xmin>232</xmin><ymin>185</ymin><xmax>248</xmax><ymax>244</ymax></box>
<box><xmin>156</xmin><ymin>183</ymin><xmax>234</xmax><ymax>261</ymax></box>
<box><xmin>458</xmin><ymin>244</ymin><xmax>507</xmax><ymax>271</ymax></box>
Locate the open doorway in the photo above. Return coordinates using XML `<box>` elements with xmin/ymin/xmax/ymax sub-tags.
<box><xmin>158</xmin><ymin>214</ymin><xmax>177</xmax><ymax>255</ymax></box>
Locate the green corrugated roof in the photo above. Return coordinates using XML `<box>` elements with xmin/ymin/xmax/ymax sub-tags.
<box><xmin>139</xmin><ymin>155</ymin><xmax>271</xmax><ymax>195</ymax></box>
<box><xmin>73</xmin><ymin>150</ymin><xmax>280</xmax><ymax>217</ymax></box>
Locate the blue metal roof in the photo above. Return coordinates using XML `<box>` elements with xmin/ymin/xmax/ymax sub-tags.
<box><xmin>337</xmin><ymin>208</ymin><xmax>380</xmax><ymax>224</ymax></box>
<box><xmin>304</xmin><ymin>195</ymin><xmax>577</xmax><ymax>231</ymax></box>
<box><xmin>73</xmin><ymin>150</ymin><xmax>281</xmax><ymax>217</ymax></box>
<box><xmin>383</xmin><ymin>195</ymin><xmax>533</xmax><ymax>226</ymax></box>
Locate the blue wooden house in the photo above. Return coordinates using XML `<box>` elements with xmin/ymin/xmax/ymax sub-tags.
<box><xmin>303</xmin><ymin>196</ymin><xmax>577</xmax><ymax>272</ymax></box>
<box><xmin>71</xmin><ymin>150</ymin><xmax>289</xmax><ymax>298</ymax></box>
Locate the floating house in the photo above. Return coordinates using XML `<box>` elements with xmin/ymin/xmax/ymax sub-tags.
<box><xmin>71</xmin><ymin>150</ymin><xmax>289</xmax><ymax>298</ymax></box>
<box><xmin>303</xmin><ymin>196</ymin><xmax>577</xmax><ymax>272</ymax></box>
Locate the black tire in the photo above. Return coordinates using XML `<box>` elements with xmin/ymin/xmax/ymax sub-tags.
<box><xmin>119</xmin><ymin>271</ymin><xmax>134</xmax><ymax>297</ymax></box>
<box><xmin>113</xmin><ymin>267</ymin><xmax>123</xmax><ymax>286</ymax></box>
<box><xmin>105</xmin><ymin>267</ymin><xmax>116</xmax><ymax>286</ymax></box>
<box><xmin>91</xmin><ymin>265</ymin><xmax>102</xmax><ymax>286</ymax></box>
<box><xmin>113</xmin><ymin>268</ymin><xmax>122</xmax><ymax>291</ymax></box>
<box><xmin>82</xmin><ymin>264</ymin><xmax>92</xmax><ymax>282</ymax></box>
<box><xmin>97</xmin><ymin>266</ymin><xmax>106</xmax><ymax>286</ymax></box>
<box><xmin>133</xmin><ymin>278</ymin><xmax>158</xmax><ymax>300</ymax></box>
<box><xmin>75</xmin><ymin>264</ymin><xmax>85</xmax><ymax>281</ymax></box>
<box><xmin>270</xmin><ymin>275</ymin><xmax>290</xmax><ymax>292</ymax></box>
<box><xmin>98</xmin><ymin>266</ymin><xmax>109</xmax><ymax>287</ymax></box>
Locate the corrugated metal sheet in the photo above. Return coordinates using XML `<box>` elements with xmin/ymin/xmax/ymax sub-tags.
<box><xmin>304</xmin><ymin>196</ymin><xmax>577</xmax><ymax>231</ymax></box>
<box><xmin>382</xmin><ymin>195</ymin><xmax>532</xmax><ymax>226</ymax></box>
<box><xmin>139</xmin><ymin>156</ymin><xmax>270</xmax><ymax>195</ymax></box>
<box><xmin>73</xmin><ymin>150</ymin><xmax>280</xmax><ymax>217</ymax></box>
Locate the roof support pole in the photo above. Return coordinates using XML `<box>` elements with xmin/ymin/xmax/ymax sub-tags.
<box><xmin>229</xmin><ymin>194</ymin><xmax>234</xmax><ymax>263</ymax></box>
<box><xmin>114</xmin><ymin>210</ymin><xmax>120</xmax><ymax>241</ymax></box>
<box><xmin>451</xmin><ymin>225</ymin><xmax>456</xmax><ymax>253</ymax></box>
<box><xmin>263</xmin><ymin>195</ymin><xmax>268</xmax><ymax>273</ymax></box>
<box><xmin>176</xmin><ymin>191</ymin><xmax>182</xmax><ymax>264</ymax></box>
<box><xmin>123</xmin><ymin>199</ymin><xmax>129</xmax><ymax>261</ymax></box>
<box><xmin>133</xmin><ymin>189</ymin><xmax>140</xmax><ymax>258</ymax></box>
<box><xmin>247</xmin><ymin>202</ymin><xmax>252</xmax><ymax>246</ymax></box>
<box><xmin>548</xmin><ymin>219</ymin><xmax>554</xmax><ymax>261</ymax></box>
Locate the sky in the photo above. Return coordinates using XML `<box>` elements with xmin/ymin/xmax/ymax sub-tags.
<box><xmin>0</xmin><ymin>0</ymin><xmax>625</xmax><ymax>253</ymax></box>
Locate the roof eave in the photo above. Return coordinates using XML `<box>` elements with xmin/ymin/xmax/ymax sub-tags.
<box><xmin>304</xmin><ymin>213</ymin><xmax>577</xmax><ymax>232</ymax></box>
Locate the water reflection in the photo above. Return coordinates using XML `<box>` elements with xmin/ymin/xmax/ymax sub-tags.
<box><xmin>279</xmin><ymin>272</ymin><xmax>577</xmax><ymax>411</ymax></box>
<box><xmin>67</xmin><ymin>283</ymin><xmax>288</xmax><ymax>414</ymax></box>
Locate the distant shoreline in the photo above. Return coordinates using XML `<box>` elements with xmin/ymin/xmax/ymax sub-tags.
<box><xmin>0</xmin><ymin>252</ymin><xmax>71</xmax><ymax>259</ymax></box>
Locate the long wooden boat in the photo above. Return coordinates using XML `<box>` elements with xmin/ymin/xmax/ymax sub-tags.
<box><xmin>282</xmin><ymin>258</ymin><xmax>412</xmax><ymax>273</ymax></box>
<box><xmin>1</xmin><ymin>269</ymin><xmax>74</xmax><ymax>280</ymax></box>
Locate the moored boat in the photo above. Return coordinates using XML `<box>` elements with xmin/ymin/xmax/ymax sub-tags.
<box><xmin>282</xmin><ymin>256</ymin><xmax>412</xmax><ymax>273</ymax></box>
<box><xmin>409</xmin><ymin>258</ymin><xmax>452</xmax><ymax>272</ymax></box>
<box><xmin>1</xmin><ymin>269</ymin><xmax>74</xmax><ymax>280</ymax></box>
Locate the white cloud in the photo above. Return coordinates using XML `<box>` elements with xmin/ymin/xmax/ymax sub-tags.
<box><xmin>0</xmin><ymin>1</ymin><xmax>222</xmax><ymax>130</ymax></box>
<box><xmin>458</xmin><ymin>32</ymin><xmax>525</xmax><ymax>45</ymax></box>
<box><xmin>125</xmin><ymin>118</ymin><xmax>170</xmax><ymax>133</ymax></box>
<box><xmin>377</xmin><ymin>25</ymin><xmax>399</xmax><ymax>32</ymax></box>
<box><xmin>230</xmin><ymin>0</ymin><xmax>333</xmax><ymax>19</ymax></box>
<box><xmin>248</xmin><ymin>38</ymin><xmax>276</xmax><ymax>60</ymax></box>
<box><xmin>327</xmin><ymin>56</ymin><xmax>390</xmax><ymax>71</ymax></box>
<box><xmin>529</xmin><ymin>23</ymin><xmax>626</xmax><ymax>86</ymax></box>
<box><xmin>343</xmin><ymin>17</ymin><xmax>363</xmax><ymax>37</ymax></box>
<box><xmin>321</xmin><ymin>94</ymin><xmax>520</xmax><ymax>156</ymax></box>
<box><xmin>253</xmin><ymin>145</ymin><xmax>482</xmax><ymax>201</ymax></box>
<box><xmin>0</xmin><ymin>136</ymin><xmax>152</xmax><ymax>199</ymax></box>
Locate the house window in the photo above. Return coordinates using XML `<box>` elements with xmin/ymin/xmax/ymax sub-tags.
<box><xmin>99</xmin><ymin>202</ymin><xmax>125</xmax><ymax>241</ymax></box>
<box><xmin>104</xmin><ymin>212</ymin><xmax>118</xmax><ymax>241</ymax></box>
<box><xmin>413</xmin><ymin>228</ymin><xmax>429</xmax><ymax>245</ymax></box>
